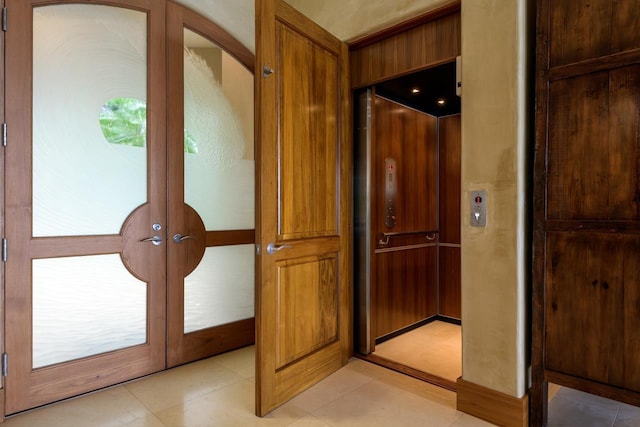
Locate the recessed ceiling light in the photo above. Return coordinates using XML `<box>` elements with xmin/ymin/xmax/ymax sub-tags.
<box><xmin>411</xmin><ymin>88</ymin><xmax>420</xmax><ymax>94</ymax></box>
<box><xmin>437</xmin><ymin>98</ymin><xmax>446</xmax><ymax>106</ymax></box>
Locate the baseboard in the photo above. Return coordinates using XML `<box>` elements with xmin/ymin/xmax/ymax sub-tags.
<box><xmin>457</xmin><ymin>378</ymin><xmax>528</xmax><ymax>427</ymax></box>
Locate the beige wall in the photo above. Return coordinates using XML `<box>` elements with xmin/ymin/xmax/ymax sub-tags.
<box><xmin>460</xmin><ymin>0</ymin><xmax>529</xmax><ymax>397</ymax></box>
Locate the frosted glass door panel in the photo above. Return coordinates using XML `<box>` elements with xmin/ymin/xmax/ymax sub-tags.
<box><xmin>183</xmin><ymin>29</ymin><xmax>255</xmax><ymax>231</ymax></box>
<box><xmin>33</xmin><ymin>5</ymin><xmax>147</xmax><ymax>237</ymax></box>
<box><xmin>32</xmin><ymin>255</ymin><xmax>147</xmax><ymax>369</ymax></box>
<box><xmin>184</xmin><ymin>245</ymin><xmax>255</xmax><ymax>333</ymax></box>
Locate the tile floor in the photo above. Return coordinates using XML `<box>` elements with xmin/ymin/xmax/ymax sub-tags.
<box><xmin>547</xmin><ymin>385</ymin><xmax>640</xmax><ymax>426</ymax></box>
<box><xmin>373</xmin><ymin>321</ymin><xmax>461</xmax><ymax>382</ymax></box>
<box><xmin>3</xmin><ymin>345</ymin><xmax>640</xmax><ymax>426</ymax></box>
<box><xmin>2</xmin><ymin>346</ymin><xmax>492</xmax><ymax>427</ymax></box>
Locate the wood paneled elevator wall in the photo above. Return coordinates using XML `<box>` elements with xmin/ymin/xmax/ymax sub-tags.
<box><xmin>349</xmin><ymin>1</ymin><xmax>461</xmax><ymax>362</ymax></box>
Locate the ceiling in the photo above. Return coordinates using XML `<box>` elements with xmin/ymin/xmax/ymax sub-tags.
<box><xmin>174</xmin><ymin>0</ymin><xmax>459</xmax><ymax>117</ymax></box>
<box><xmin>375</xmin><ymin>61</ymin><xmax>460</xmax><ymax>117</ymax></box>
<box><xmin>175</xmin><ymin>0</ymin><xmax>452</xmax><ymax>52</ymax></box>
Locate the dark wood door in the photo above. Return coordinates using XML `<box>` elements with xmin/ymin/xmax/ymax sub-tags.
<box><xmin>533</xmin><ymin>0</ymin><xmax>640</xmax><ymax>424</ymax></box>
<box><xmin>255</xmin><ymin>0</ymin><xmax>351</xmax><ymax>416</ymax></box>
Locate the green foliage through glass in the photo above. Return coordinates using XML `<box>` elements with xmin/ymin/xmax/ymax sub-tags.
<box><xmin>100</xmin><ymin>97</ymin><xmax>197</xmax><ymax>153</ymax></box>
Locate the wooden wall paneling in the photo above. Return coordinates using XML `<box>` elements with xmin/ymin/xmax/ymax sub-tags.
<box><xmin>371</xmin><ymin>96</ymin><xmax>437</xmax><ymax>339</ymax></box>
<box><xmin>438</xmin><ymin>246</ymin><xmax>460</xmax><ymax>319</ymax></box>
<box><xmin>374</xmin><ymin>246</ymin><xmax>437</xmax><ymax>339</ymax></box>
<box><xmin>438</xmin><ymin>114</ymin><xmax>461</xmax><ymax>244</ymax></box>
<box><xmin>437</xmin><ymin>113</ymin><xmax>460</xmax><ymax>320</ymax></box>
<box><xmin>349</xmin><ymin>9</ymin><xmax>460</xmax><ymax>89</ymax></box>
<box><xmin>372</xmin><ymin>96</ymin><xmax>437</xmax><ymax>235</ymax></box>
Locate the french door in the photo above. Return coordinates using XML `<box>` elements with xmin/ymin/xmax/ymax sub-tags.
<box><xmin>5</xmin><ymin>0</ymin><xmax>254</xmax><ymax>414</ymax></box>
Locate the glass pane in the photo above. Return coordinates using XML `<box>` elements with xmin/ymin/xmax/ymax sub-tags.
<box><xmin>183</xmin><ymin>29</ymin><xmax>255</xmax><ymax>230</ymax></box>
<box><xmin>33</xmin><ymin>255</ymin><xmax>147</xmax><ymax>368</ymax></box>
<box><xmin>33</xmin><ymin>5</ymin><xmax>147</xmax><ymax>237</ymax></box>
<box><xmin>184</xmin><ymin>245</ymin><xmax>255</xmax><ymax>333</ymax></box>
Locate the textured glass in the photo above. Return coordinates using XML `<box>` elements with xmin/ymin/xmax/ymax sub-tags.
<box><xmin>33</xmin><ymin>5</ymin><xmax>147</xmax><ymax>237</ymax></box>
<box><xmin>183</xmin><ymin>29</ymin><xmax>255</xmax><ymax>230</ymax></box>
<box><xmin>33</xmin><ymin>255</ymin><xmax>147</xmax><ymax>368</ymax></box>
<box><xmin>184</xmin><ymin>245</ymin><xmax>255</xmax><ymax>333</ymax></box>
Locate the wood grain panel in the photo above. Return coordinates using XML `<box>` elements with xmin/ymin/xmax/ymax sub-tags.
<box><xmin>457</xmin><ymin>378</ymin><xmax>529</xmax><ymax>427</ymax></box>
<box><xmin>276</xmin><ymin>255</ymin><xmax>338</xmax><ymax>368</ymax></box>
<box><xmin>278</xmin><ymin>23</ymin><xmax>338</xmax><ymax>239</ymax></box>
<box><xmin>372</xmin><ymin>96</ymin><xmax>437</xmax><ymax>237</ymax></box>
<box><xmin>547</xmin><ymin>66</ymin><xmax>640</xmax><ymax>221</ymax></box>
<box><xmin>371</xmin><ymin>96</ymin><xmax>438</xmax><ymax>339</ymax></box>
<box><xmin>534</xmin><ymin>0</ymin><xmax>640</xmax><ymax>423</ymax></box>
<box><xmin>439</xmin><ymin>246</ymin><xmax>460</xmax><ymax>319</ymax></box>
<box><xmin>349</xmin><ymin>11</ymin><xmax>460</xmax><ymax>88</ymax></box>
<box><xmin>549</xmin><ymin>0</ymin><xmax>640</xmax><ymax>68</ymax></box>
<box><xmin>256</xmin><ymin>0</ymin><xmax>351</xmax><ymax>414</ymax></box>
<box><xmin>374</xmin><ymin>246</ymin><xmax>436</xmax><ymax>339</ymax></box>
<box><xmin>438</xmin><ymin>114</ymin><xmax>461</xmax><ymax>244</ymax></box>
<box><xmin>545</xmin><ymin>232</ymin><xmax>625</xmax><ymax>387</ymax></box>
<box><xmin>623</xmin><ymin>236</ymin><xmax>640</xmax><ymax>392</ymax></box>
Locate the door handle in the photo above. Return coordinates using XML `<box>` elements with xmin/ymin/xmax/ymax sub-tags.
<box><xmin>140</xmin><ymin>235</ymin><xmax>163</xmax><ymax>246</ymax></box>
<box><xmin>266</xmin><ymin>242</ymin><xmax>292</xmax><ymax>255</ymax></box>
<box><xmin>173</xmin><ymin>233</ymin><xmax>196</xmax><ymax>244</ymax></box>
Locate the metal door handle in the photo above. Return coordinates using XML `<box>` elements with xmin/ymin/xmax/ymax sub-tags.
<box><xmin>140</xmin><ymin>235</ymin><xmax>163</xmax><ymax>246</ymax></box>
<box><xmin>173</xmin><ymin>234</ymin><xmax>196</xmax><ymax>243</ymax></box>
<box><xmin>266</xmin><ymin>242</ymin><xmax>292</xmax><ymax>255</ymax></box>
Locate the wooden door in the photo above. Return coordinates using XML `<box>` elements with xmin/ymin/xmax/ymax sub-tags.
<box><xmin>4</xmin><ymin>0</ymin><xmax>256</xmax><ymax>413</ymax></box>
<box><xmin>165</xmin><ymin>1</ymin><xmax>256</xmax><ymax>368</ymax></box>
<box><xmin>255</xmin><ymin>0</ymin><xmax>351</xmax><ymax>416</ymax></box>
<box><xmin>4</xmin><ymin>0</ymin><xmax>167</xmax><ymax>413</ymax></box>
<box><xmin>532</xmin><ymin>0</ymin><xmax>640</xmax><ymax>424</ymax></box>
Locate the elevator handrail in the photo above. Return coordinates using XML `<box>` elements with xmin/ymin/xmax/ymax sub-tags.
<box><xmin>378</xmin><ymin>229</ymin><xmax>438</xmax><ymax>246</ymax></box>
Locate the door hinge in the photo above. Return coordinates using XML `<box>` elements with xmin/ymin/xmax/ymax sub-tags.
<box><xmin>2</xmin><ymin>7</ymin><xmax>7</xmax><ymax>32</ymax></box>
<box><xmin>2</xmin><ymin>123</ymin><xmax>7</xmax><ymax>147</ymax></box>
<box><xmin>2</xmin><ymin>353</ymin><xmax>7</xmax><ymax>377</ymax></box>
<box><xmin>2</xmin><ymin>238</ymin><xmax>7</xmax><ymax>262</ymax></box>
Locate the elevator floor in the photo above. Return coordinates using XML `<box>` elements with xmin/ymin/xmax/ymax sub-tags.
<box><xmin>373</xmin><ymin>320</ymin><xmax>461</xmax><ymax>383</ymax></box>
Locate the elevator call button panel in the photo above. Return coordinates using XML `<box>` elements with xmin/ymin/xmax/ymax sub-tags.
<box><xmin>470</xmin><ymin>190</ymin><xmax>487</xmax><ymax>227</ymax></box>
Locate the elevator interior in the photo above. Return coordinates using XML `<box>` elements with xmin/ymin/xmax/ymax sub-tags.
<box><xmin>354</xmin><ymin>61</ymin><xmax>461</xmax><ymax>390</ymax></box>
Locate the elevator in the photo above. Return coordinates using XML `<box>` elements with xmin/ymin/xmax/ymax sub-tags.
<box><xmin>354</xmin><ymin>61</ymin><xmax>461</xmax><ymax>389</ymax></box>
